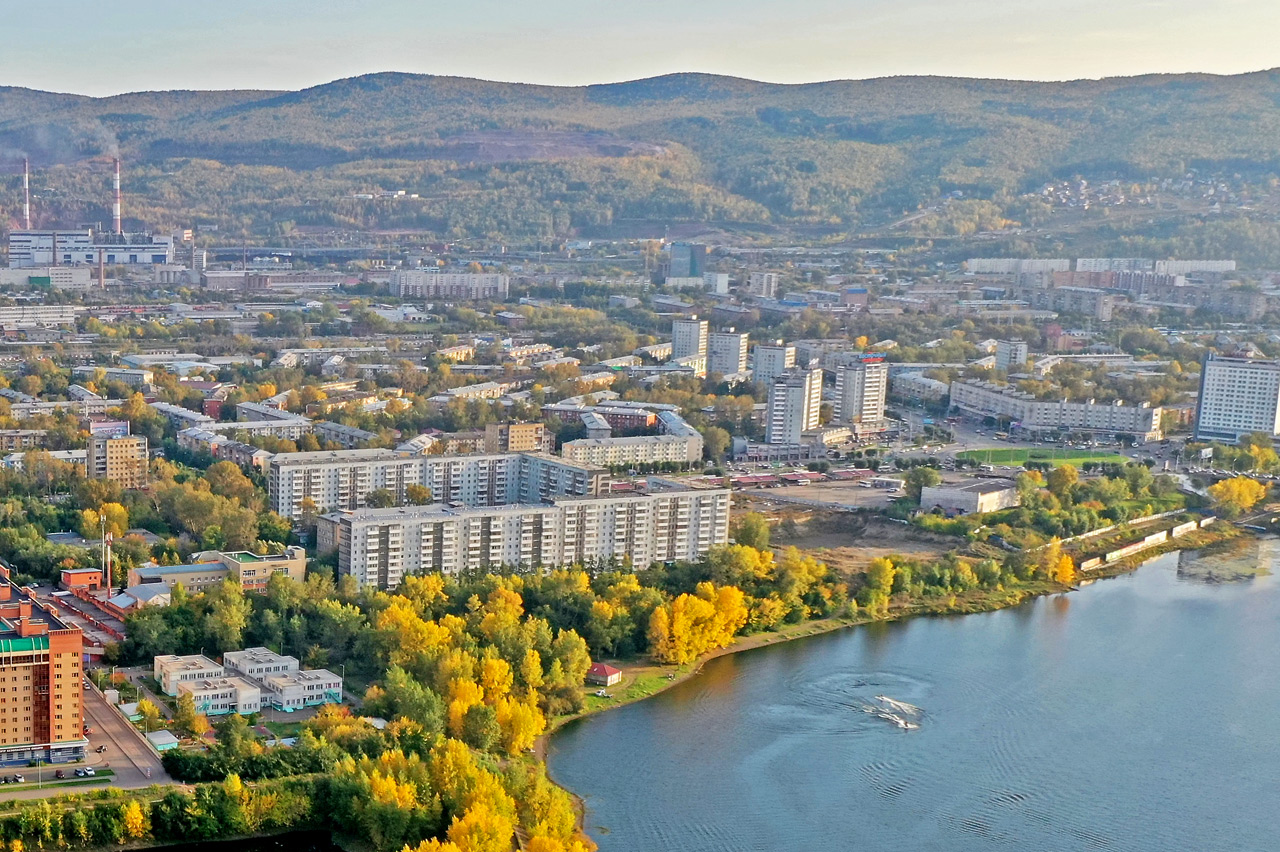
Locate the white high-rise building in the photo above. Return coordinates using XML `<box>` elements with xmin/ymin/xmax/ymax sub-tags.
<box><xmin>708</xmin><ymin>331</ymin><xmax>749</xmax><ymax>376</ymax></box>
<box><xmin>703</xmin><ymin>272</ymin><xmax>730</xmax><ymax>294</ymax></box>
<box><xmin>835</xmin><ymin>360</ymin><xmax>888</xmax><ymax>427</ymax></box>
<box><xmin>1195</xmin><ymin>355</ymin><xmax>1280</xmax><ymax>442</ymax></box>
<box><xmin>748</xmin><ymin>272</ymin><xmax>779</xmax><ymax>298</ymax></box>
<box><xmin>753</xmin><ymin>343</ymin><xmax>795</xmax><ymax>389</ymax></box>
<box><xmin>671</xmin><ymin>318</ymin><xmax>709</xmax><ymax>360</ymax></box>
<box><xmin>995</xmin><ymin>340</ymin><xmax>1029</xmax><ymax>373</ymax></box>
<box><xmin>766</xmin><ymin>368</ymin><xmax>822</xmax><ymax>444</ymax></box>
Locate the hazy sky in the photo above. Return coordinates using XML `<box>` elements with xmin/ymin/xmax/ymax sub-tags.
<box><xmin>6</xmin><ymin>0</ymin><xmax>1279</xmax><ymax>95</ymax></box>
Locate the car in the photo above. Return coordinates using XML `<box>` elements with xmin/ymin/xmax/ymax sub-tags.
<box><xmin>54</xmin><ymin>769</ymin><xmax>65</xmax><ymax>779</ymax></box>
<box><xmin>95</xmin><ymin>744</ymin><xmax>107</xmax><ymax>753</ymax></box>
<box><xmin>74</xmin><ymin>768</ymin><xmax>87</xmax><ymax>777</ymax></box>
<box><xmin>12</xmin><ymin>774</ymin><xmax>24</xmax><ymax>783</ymax></box>
<box><xmin>81</xmin><ymin>767</ymin><xmax>95</xmax><ymax>776</ymax></box>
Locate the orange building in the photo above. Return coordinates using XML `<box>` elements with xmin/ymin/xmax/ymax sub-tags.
<box><xmin>0</xmin><ymin>566</ymin><xmax>85</xmax><ymax>764</ymax></box>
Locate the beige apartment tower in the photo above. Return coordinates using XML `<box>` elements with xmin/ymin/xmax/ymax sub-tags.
<box><xmin>87</xmin><ymin>434</ymin><xmax>148</xmax><ymax>489</ymax></box>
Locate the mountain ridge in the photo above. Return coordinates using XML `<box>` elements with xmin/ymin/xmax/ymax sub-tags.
<box><xmin>3</xmin><ymin>69</ymin><xmax>1280</xmax><ymax>244</ymax></box>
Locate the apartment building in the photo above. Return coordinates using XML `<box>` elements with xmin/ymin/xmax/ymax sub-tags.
<box><xmin>1195</xmin><ymin>354</ymin><xmax>1280</xmax><ymax>442</ymax></box>
<box><xmin>708</xmin><ymin>331</ymin><xmax>749</xmax><ymax>376</ymax></box>
<box><xmin>484</xmin><ymin>422</ymin><xmax>553</xmax><ymax>454</ymax></box>
<box><xmin>752</xmin><ymin>343</ymin><xmax>796</xmax><ymax>389</ymax></box>
<box><xmin>314</xmin><ymin>421</ymin><xmax>380</xmax><ymax>449</ymax></box>
<box><xmin>671</xmin><ymin>318</ymin><xmax>709</xmax><ymax>360</ymax></box>
<box><xmin>561</xmin><ymin>434</ymin><xmax>702</xmax><ymax>467</ymax></box>
<box><xmin>767</xmin><ymin>368</ymin><xmax>822</xmax><ymax>445</ymax></box>
<box><xmin>87</xmin><ymin>434</ymin><xmax>148</xmax><ymax>489</ymax></box>
<box><xmin>267</xmin><ymin>449</ymin><xmax>606</xmax><ymax>519</ymax></box>
<box><xmin>0</xmin><ymin>431</ymin><xmax>47</xmax><ymax>452</ymax></box>
<box><xmin>834</xmin><ymin>359</ymin><xmax>888</xmax><ymax>428</ymax></box>
<box><xmin>747</xmin><ymin>271</ymin><xmax>780</xmax><ymax>298</ymax></box>
<box><xmin>0</xmin><ymin>568</ymin><xmax>85</xmax><ymax>765</ymax></box>
<box><xmin>949</xmin><ymin>380</ymin><xmax>1163</xmax><ymax>439</ymax></box>
<box><xmin>390</xmin><ymin>269</ymin><xmax>509</xmax><ymax>300</ymax></box>
<box><xmin>995</xmin><ymin>340</ymin><xmax>1029</xmax><ymax>373</ymax></box>
<box><xmin>71</xmin><ymin>366</ymin><xmax>154</xmax><ymax>389</ymax></box>
<box><xmin>320</xmin><ymin>485</ymin><xmax>730</xmax><ymax>588</ymax></box>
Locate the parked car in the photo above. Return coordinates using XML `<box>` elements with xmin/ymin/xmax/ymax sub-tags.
<box><xmin>12</xmin><ymin>774</ymin><xmax>24</xmax><ymax>783</ymax></box>
<box><xmin>82</xmin><ymin>767</ymin><xmax>95</xmax><ymax>776</ymax></box>
<box><xmin>74</xmin><ymin>768</ymin><xmax>87</xmax><ymax>777</ymax></box>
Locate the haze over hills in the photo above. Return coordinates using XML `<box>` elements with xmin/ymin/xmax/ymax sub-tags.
<box><xmin>3</xmin><ymin>69</ymin><xmax>1280</xmax><ymax>251</ymax></box>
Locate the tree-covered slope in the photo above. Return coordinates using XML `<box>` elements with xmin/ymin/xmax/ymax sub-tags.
<box><xmin>2</xmin><ymin>69</ymin><xmax>1280</xmax><ymax>239</ymax></box>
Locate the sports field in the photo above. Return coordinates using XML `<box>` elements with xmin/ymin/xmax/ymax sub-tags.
<box><xmin>956</xmin><ymin>448</ymin><xmax>1129</xmax><ymax>467</ymax></box>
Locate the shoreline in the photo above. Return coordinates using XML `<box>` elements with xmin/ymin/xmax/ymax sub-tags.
<box><xmin>538</xmin><ymin>521</ymin><xmax>1247</xmax><ymax>833</ymax></box>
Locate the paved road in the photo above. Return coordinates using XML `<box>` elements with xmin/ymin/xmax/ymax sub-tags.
<box><xmin>81</xmin><ymin>682</ymin><xmax>170</xmax><ymax>789</ymax></box>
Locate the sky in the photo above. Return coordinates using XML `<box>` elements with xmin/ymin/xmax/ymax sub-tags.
<box><xmin>5</xmin><ymin>0</ymin><xmax>1279</xmax><ymax>96</ymax></box>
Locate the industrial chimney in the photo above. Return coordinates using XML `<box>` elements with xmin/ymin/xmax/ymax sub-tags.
<box><xmin>22</xmin><ymin>158</ymin><xmax>30</xmax><ymax>229</ymax></box>
<box><xmin>112</xmin><ymin>157</ymin><xmax>122</xmax><ymax>236</ymax></box>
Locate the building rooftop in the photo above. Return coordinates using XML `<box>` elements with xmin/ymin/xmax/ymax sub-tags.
<box><xmin>930</xmin><ymin>478</ymin><xmax>1018</xmax><ymax>494</ymax></box>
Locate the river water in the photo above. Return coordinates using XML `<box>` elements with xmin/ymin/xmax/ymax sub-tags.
<box><xmin>548</xmin><ymin>541</ymin><xmax>1280</xmax><ymax>851</ymax></box>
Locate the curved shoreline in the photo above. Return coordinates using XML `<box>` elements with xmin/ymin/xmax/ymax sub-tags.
<box><xmin>538</xmin><ymin>524</ymin><xmax>1247</xmax><ymax>838</ymax></box>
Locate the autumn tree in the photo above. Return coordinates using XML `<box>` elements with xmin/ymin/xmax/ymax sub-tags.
<box><xmin>1053</xmin><ymin>554</ymin><xmax>1077</xmax><ymax>586</ymax></box>
<box><xmin>1208</xmin><ymin>476</ymin><xmax>1268</xmax><ymax>518</ymax></box>
<box><xmin>1045</xmin><ymin>464</ymin><xmax>1079</xmax><ymax>501</ymax></box>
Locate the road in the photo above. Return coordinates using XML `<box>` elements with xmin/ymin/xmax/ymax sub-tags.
<box><xmin>80</xmin><ymin>681</ymin><xmax>170</xmax><ymax>788</ymax></box>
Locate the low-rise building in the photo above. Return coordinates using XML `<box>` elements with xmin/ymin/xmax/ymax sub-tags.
<box><xmin>154</xmin><ymin>654</ymin><xmax>225</xmax><ymax>695</ymax></box>
<box><xmin>178</xmin><ymin>676</ymin><xmax>262</xmax><ymax>716</ymax></box>
<box><xmin>261</xmin><ymin>669</ymin><xmax>343</xmax><ymax>710</ymax></box>
<box><xmin>223</xmin><ymin>647</ymin><xmax>299</xmax><ymax>681</ymax></box>
<box><xmin>920</xmin><ymin>479</ymin><xmax>1021</xmax><ymax>515</ymax></box>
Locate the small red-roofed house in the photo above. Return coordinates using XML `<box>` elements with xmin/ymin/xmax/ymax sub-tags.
<box><xmin>586</xmin><ymin>663</ymin><xmax>622</xmax><ymax>687</ymax></box>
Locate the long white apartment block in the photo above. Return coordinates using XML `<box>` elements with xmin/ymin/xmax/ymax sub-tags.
<box><xmin>319</xmin><ymin>485</ymin><xmax>730</xmax><ymax>589</ymax></box>
<box><xmin>390</xmin><ymin>269</ymin><xmax>509</xmax><ymax>300</ymax></box>
<box><xmin>267</xmin><ymin>449</ymin><xmax>606</xmax><ymax>519</ymax></box>
<box><xmin>949</xmin><ymin>379</ymin><xmax>1162</xmax><ymax>439</ymax></box>
<box><xmin>1195</xmin><ymin>354</ymin><xmax>1280</xmax><ymax>442</ymax></box>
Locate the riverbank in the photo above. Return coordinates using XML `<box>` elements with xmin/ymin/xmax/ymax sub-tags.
<box><xmin>539</xmin><ymin>520</ymin><xmax>1249</xmax><ymax>822</ymax></box>
<box><xmin>537</xmin><ymin>579</ymin><xmax>1067</xmax><ymax>760</ymax></box>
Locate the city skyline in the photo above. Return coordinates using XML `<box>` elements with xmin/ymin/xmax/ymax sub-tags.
<box><xmin>1</xmin><ymin>0</ymin><xmax>1276</xmax><ymax>96</ymax></box>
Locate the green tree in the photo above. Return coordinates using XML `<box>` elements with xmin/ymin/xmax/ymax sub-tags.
<box><xmin>730</xmin><ymin>512</ymin><xmax>771</xmax><ymax>551</ymax></box>
<box><xmin>905</xmin><ymin>467</ymin><xmax>941</xmax><ymax>503</ymax></box>
<box><xmin>365</xmin><ymin>489</ymin><xmax>397</xmax><ymax>509</ymax></box>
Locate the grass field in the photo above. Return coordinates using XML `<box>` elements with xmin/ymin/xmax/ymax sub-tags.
<box><xmin>956</xmin><ymin>448</ymin><xmax>1129</xmax><ymax>467</ymax></box>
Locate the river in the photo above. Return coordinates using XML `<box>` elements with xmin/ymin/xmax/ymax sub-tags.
<box><xmin>548</xmin><ymin>541</ymin><xmax>1280</xmax><ymax>851</ymax></box>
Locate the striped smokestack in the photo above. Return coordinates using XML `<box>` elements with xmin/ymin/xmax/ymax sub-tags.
<box><xmin>22</xmin><ymin>158</ymin><xmax>30</xmax><ymax>229</ymax></box>
<box><xmin>112</xmin><ymin>157</ymin><xmax>122</xmax><ymax>235</ymax></box>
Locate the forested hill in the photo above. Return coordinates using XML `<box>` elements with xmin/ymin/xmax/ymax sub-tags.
<box><xmin>3</xmin><ymin>69</ymin><xmax>1280</xmax><ymax>241</ymax></box>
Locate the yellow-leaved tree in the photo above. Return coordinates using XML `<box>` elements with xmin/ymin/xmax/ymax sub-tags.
<box><xmin>1208</xmin><ymin>476</ymin><xmax>1268</xmax><ymax>518</ymax></box>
